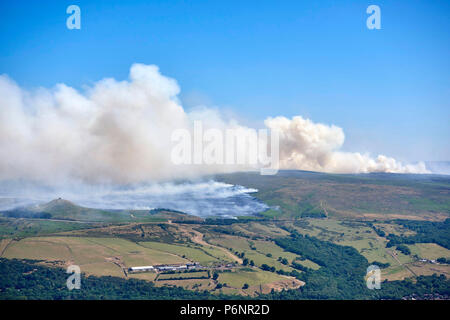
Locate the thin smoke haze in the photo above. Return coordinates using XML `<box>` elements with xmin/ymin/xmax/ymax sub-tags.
<box><xmin>0</xmin><ymin>180</ymin><xmax>268</xmax><ymax>218</ymax></box>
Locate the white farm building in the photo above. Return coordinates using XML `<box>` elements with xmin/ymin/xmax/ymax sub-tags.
<box><xmin>128</xmin><ymin>263</ymin><xmax>202</xmax><ymax>273</ymax></box>
<box><xmin>128</xmin><ymin>266</ymin><xmax>155</xmax><ymax>273</ymax></box>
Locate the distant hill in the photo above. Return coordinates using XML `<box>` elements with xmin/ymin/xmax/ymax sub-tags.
<box><xmin>30</xmin><ymin>198</ymin><xmax>81</xmax><ymax>215</ymax></box>
<box><xmin>1</xmin><ymin>198</ymin><xmax>200</xmax><ymax>223</ymax></box>
<box><xmin>22</xmin><ymin>198</ymin><xmax>124</xmax><ymax>222</ymax></box>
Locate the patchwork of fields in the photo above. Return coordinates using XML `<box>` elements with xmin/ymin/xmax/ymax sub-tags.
<box><xmin>1</xmin><ymin>171</ymin><xmax>449</xmax><ymax>299</ymax></box>
<box><xmin>1</xmin><ymin>217</ymin><xmax>449</xmax><ymax>293</ymax></box>
<box><xmin>0</xmin><ymin>223</ymin><xmax>306</xmax><ymax>296</ymax></box>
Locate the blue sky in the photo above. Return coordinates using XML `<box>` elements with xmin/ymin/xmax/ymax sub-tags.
<box><xmin>0</xmin><ymin>0</ymin><xmax>449</xmax><ymax>162</ymax></box>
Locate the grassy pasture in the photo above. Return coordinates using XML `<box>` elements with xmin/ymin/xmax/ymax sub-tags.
<box><xmin>80</xmin><ymin>262</ymin><xmax>125</xmax><ymax>278</ymax></box>
<box><xmin>0</xmin><ymin>217</ymin><xmax>98</xmax><ymax>239</ymax></box>
<box><xmin>217</xmin><ymin>269</ymin><xmax>287</xmax><ymax>288</ymax></box>
<box><xmin>373</xmin><ymin>222</ymin><xmax>417</xmax><ymax>237</ymax></box>
<box><xmin>382</xmin><ymin>265</ymin><xmax>412</xmax><ymax>281</ymax></box>
<box><xmin>337</xmin><ymin>239</ymin><xmax>395</xmax><ymax>264</ymax></box>
<box><xmin>1</xmin><ymin>236</ymin><xmax>187</xmax><ymax>278</ymax></box>
<box><xmin>407</xmin><ymin>243</ymin><xmax>450</xmax><ymax>260</ymax></box>
<box><xmin>407</xmin><ymin>262</ymin><xmax>450</xmax><ymax>278</ymax></box>
<box><xmin>3</xmin><ymin>238</ymin><xmax>72</xmax><ymax>261</ymax></box>
<box><xmin>139</xmin><ymin>241</ymin><xmax>221</xmax><ymax>265</ymax></box>
<box><xmin>199</xmin><ymin>245</ymin><xmax>234</xmax><ymax>263</ymax></box>
<box><xmin>157</xmin><ymin>271</ymin><xmax>209</xmax><ymax>280</ymax></box>
<box><xmin>207</xmin><ymin>234</ymin><xmax>298</xmax><ymax>272</ymax></box>
<box><xmin>128</xmin><ymin>272</ymin><xmax>158</xmax><ymax>282</ymax></box>
<box><xmin>154</xmin><ymin>278</ymin><xmax>213</xmax><ymax>291</ymax></box>
<box><xmin>233</xmin><ymin>222</ymin><xmax>290</xmax><ymax>238</ymax></box>
<box><xmin>252</xmin><ymin>240</ymin><xmax>320</xmax><ymax>270</ymax></box>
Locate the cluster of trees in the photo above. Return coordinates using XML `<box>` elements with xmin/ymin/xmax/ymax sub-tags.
<box><xmin>370</xmin><ymin>261</ymin><xmax>390</xmax><ymax>269</ymax></box>
<box><xmin>437</xmin><ymin>257</ymin><xmax>450</xmax><ymax>264</ymax></box>
<box><xmin>277</xmin><ymin>257</ymin><xmax>289</xmax><ymax>265</ymax></box>
<box><xmin>291</xmin><ymin>261</ymin><xmax>311</xmax><ymax>272</ymax></box>
<box><xmin>395</xmin><ymin>244</ymin><xmax>411</xmax><ymax>255</ymax></box>
<box><xmin>175</xmin><ymin>218</ymin><xmax>242</xmax><ymax>225</ymax></box>
<box><xmin>272</xmin><ymin>230</ymin><xmax>450</xmax><ymax>299</ymax></box>
<box><xmin>172</xmin><ymin>217</ymin><xmax>268</xmax><ymax>226</ymax></box>
<box><xmin>275</xmin><ymin>230</ymin><xmax>370</xmax><ymax>299</ymax></box>
<box><xmin>262</xmin><ymin>273</ymin><xmax>450</xmax><ymax>300</ymax></box>
<box><xmin>386</xmin><ymin>219</ymin><xmax>450</xmax><ymax>249</ymax></box>
<box><xmin>156</xmin><ymin>274</ymin><xmax>209</xmax><ymax>281</ymax></box>
<box><xmin>149</xmin><ymin>208</ymin><xmax>186</xmax><ymax>215</ymax></box>
<box><xmin>371</xmin><ymin>274</ymin><xmax>450</xmax><ymax>300</ymax></box>
<box><xmin>260</xmin><ymin>264</ymin><xmax>276</xmax><ymax>273</ymax></box>
<box><xmin>366</xmin><ymin>223</ymin><xmax>386</xmax><ymax>237</ymax></box>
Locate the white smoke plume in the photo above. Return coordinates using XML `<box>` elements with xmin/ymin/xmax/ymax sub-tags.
<box><xmin>265</xmin><ymin>116</ymin><xmax>429</xmax><ymax>174</ymax></box>
<box><xmin>0</xmin><ymin>63</ymin><xmax>428</xmax><ymax>185</ymax></box>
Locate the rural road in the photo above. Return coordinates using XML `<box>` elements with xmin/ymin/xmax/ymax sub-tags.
<box><xmin>177</xmin><ymin>224</ymin><xmax>243</xmax><ymax>264</ymax></box>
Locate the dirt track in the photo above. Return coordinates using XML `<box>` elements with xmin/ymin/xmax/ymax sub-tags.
<box><xmin>177</xmin><ymin>225</ymin><xmax>243</xmax><ymax>264</ymax></box>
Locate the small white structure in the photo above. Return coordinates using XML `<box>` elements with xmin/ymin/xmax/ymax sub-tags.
<box><xmin>128</xmin><ymin>263</ymin><xmax>202</xmax><ymax>273</ymax></box>
<box><xmin>129</xmin><ymin>266</ymin><xmax>155</xmax><ymax>273</ymax></box>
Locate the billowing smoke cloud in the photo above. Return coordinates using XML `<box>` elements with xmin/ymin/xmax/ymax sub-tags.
<box><xmin>0</xmin><ymin>63</ymin><xmax>428</xmax><ymax>186</ymax></box>
<box><xmin>265</xmin><ymin>116</ymin><xmax>429</xmax><ymax>174</ymax></box>
<box><xmin>0</xmin><ymin>64</ymin><xmax>194</xmax><ymax>184</ymax></box>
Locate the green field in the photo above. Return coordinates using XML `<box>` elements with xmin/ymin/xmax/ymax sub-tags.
<box><xmin>1</xmin><ymin>236</ymin><xmax>187</xmax><ymax>277</ymax></box>
<box><xmin>139</xmin><ymin>241</ymin><xmax>221</xmax><ymax>265</ymax></box>
<box><xmin>157</xmin><ymin>271</ymin><xmax>209</xmax><ymax>280</ymax></box>
<box><xmin>207</xmin><ymin>234</ymin><xmax>299</xmax><ymax>272</ymax></box>
<box><xmin>0</xmin><ymin>217</ymin><xmax>99</xmax><ymax>239</ymax></box>
<box><xmin>217</xmin><ymin>269</ymin><xmax>291</xmax><ymax>288</ymax></box>
<box><xmin>1</xmin><ymin>171</ymin><xmax>450</xmax><ymax>299</ymax></box>
<box><xmin>407</xmin><ymin>243</ymin><xmax>450</xmax><ymax>260</ymax></box>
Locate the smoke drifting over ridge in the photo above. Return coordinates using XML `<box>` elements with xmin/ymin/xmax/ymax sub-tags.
<box><xmin>0</xmin><ymin>63</ymin><xmax>428</xmax><ymax>185</ymax></box>
<box><xmin>0</xmin><ymin>180</ymin><xmax>268</xmax><ymax>217</ymax></box>
<box><xmin>265</xmin><ymin>116</ymin><xmax>428</xmax><ymax>174</ymax></box>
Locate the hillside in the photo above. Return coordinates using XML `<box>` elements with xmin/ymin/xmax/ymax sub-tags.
<box><xmin>215</xmin><ymin>171</ymin><xmax>450</xmax><ymax>220</ymax></box>
<box><xmin>1</xmin><ymin>198</ymin><xmax>200</xmax><ymax>223</ymax></box>
<box><xmin>0</xmin><ymin>171</ymin><xmax>449</xmax><ymax>299</ymax></box>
